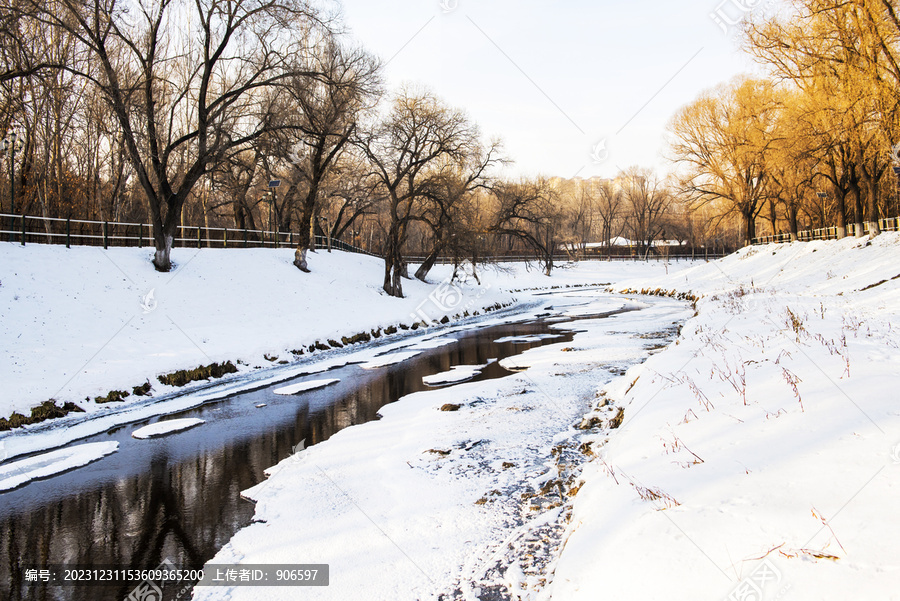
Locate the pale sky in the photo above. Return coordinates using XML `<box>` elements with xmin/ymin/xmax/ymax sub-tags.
<box><xmin>336</xmin><ymin>0</ymin><xmax>764</xmax><ymax>179</ymax></box>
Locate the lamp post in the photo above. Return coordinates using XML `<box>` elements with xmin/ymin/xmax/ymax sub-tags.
<box><xmin>893</xmin><ymin>165</ymin><xmax>900</xmax><ymax>222</ymax></box>
<box><xmin>266</xmin><ymin>179</ymin><xmax>280</xmax><ymax>246</ymax></box>
<box><xmin>816</xmin><ymin>192</ymin><xmax>828</xmax><ymax>232</ymax></box>
<box><xmin>319</xmin><ymin>215</ymin><xmax>331</xmax><ymax>252</ymax></box>
<box><xmin>1</xmin><ymin>132</ymin><xmax>24</xmax><ymax>242</ymax></box>
<box><xmin>1</xmin><ymin>132</ymin><xmax>21</xmax><ymax>214</ymax></box>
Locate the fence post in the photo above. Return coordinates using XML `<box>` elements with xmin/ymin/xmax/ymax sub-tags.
<box><xmin>289</xmin><ymin>231</ymin><xmax>293</xmax><ymax>246</ymax></box>
<box><xmin>224</xmin><ymin>228</ymin><xmax>228</xmax><ymax>249</ymax></box>
<box><xmin>103</xmin><ymin>221</ymin><xmax>109</xmax><ymax>249</ymax></box>
<box><xmin>138</xmin><ymin>224</ymin><xmax>143</xmax><ymax>248</ymax></box>
<box><xmin>20</xmin><ymin>214</ymin><xmax>25</xmax><ymax>246</ymax></box>
<box><xmin>197</xmin><ymin>227</ymin><xmax>202</xmax><ymax>249</ymax></box>
<box><xmin>243</xmin><ymin>228</ymin><xmax>248</xmax><ymax>248</ymax></box>
<box><xmin>66</xmin><ymin>218</ymin><xmax>71</xmax><ymax>248</ymax></box>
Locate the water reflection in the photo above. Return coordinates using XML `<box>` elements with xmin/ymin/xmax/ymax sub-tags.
<box><xmin>0</xmin><ymin>322</ymin><xmax>574</xmax><ymax>601</ymax></box>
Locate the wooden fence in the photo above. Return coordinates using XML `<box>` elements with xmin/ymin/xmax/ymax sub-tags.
<box><xmin>0</xmin><ymin>213</ymin><xmax>726</xmax><ymax>263</ymax></box>
<box><xmin>752</xmin><ymin>217</ymin><xmax>900</xmax><ymax>245</ymax></box>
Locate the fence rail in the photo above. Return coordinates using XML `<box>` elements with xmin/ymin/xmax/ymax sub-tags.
<box><xmin>1</xmin><ymin>213</ymin><xmax>727</xmax><ymax>263</ymax></box>
<box><xmin>752</xmin><ymin>217</ymin><xmax>900</xmax><ymax>245</ymax></box>
<box><xmin>0</xmin><ymin>213</ymin><xmax>380</xmax><ymax>257</ymax></box>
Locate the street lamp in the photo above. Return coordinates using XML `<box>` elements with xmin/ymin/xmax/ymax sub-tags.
<box><xmin>1</xmin><ymin>132</ymin><xmax>24</xmax><ymax>215</ymax></box>
<box><xmin>319</xmin><ymin>215</ymin><xmax>332</xmax><ymax>252</ymax></box>
<box><xmin>817</xmin><ymin>192</ymin><xmax>828</xmax><ymax>229</ymax></box>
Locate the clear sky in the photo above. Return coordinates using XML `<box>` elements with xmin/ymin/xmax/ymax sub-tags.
<box><xmin>336</xmin><ymin>0</ymin><xmax>764</xmax><ymax>179</ymax></box>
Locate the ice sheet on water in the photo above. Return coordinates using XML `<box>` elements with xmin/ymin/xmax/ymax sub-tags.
<box><xmin>422</xmin><ymin>365</ymin><xmax>486</xmax><ymax>386</ymax></box>
<box><xmin>359</xmin><ymin>350</ymin><xmax>424</xmax><ymax>370</ymax></box>
<box><xmin>273</xmin><ymin>378</ymin><xmax>340</xmax><ymax>395</ymax></box>
<box><xmin>493</xmin><ymin>334</ymin><xmax>564</xmax><ymax>344</ymax></box>
<box><xmin>132</xmin><ymin>418</ymin><xmax>205</xmax><ymax>439</ymax></box>
<box><xmin>0</xmin><ymin>441</ymin><xmax>119</xmax><ymax>491</ymax></box>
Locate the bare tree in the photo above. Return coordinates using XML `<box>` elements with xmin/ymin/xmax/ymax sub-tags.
<box><xmin>278</xmin><ymin>39</ymin><xmax>380</xmax><ymax>272</ymax></box>
<box><xmin>620</xmin><ymin>167</ymin><xmax>672</xmax><ymax>258</ymax></box>
<box><xmin>592</xmin><ymin>178</ymin><xmax>626</xmax><ymax>253</ymax></box>
<box><xmin>14</xmin><ymin>0</ymin><xmax>333</xmax><ymax>270</ymax></box>
<box><xmin>358</xmin><ymin>90</ymin><xmax>479</xmax><ymax>297</ymax></box>
<box><xmin>669</xmin><ymin>77</ymin><xmax>781</xmax><ymax>246</ymax></box>
<box><xmin>489</xmin><ymin>178</ymin><xmax>562</xmax><ymax>276</ymax></box>
<box><xmin>412</xmin><ymin>139</ymin><xmax>504</xmax><ymax>281</ymax></box>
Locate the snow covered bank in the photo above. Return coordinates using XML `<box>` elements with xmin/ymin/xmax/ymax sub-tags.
<box><xmin>190</xmin><ymin>294</ymin><xmax>692</xmax><ymax>601</ymax></box>
<box><xmin>0</xmin><ymin>243</ymin><xmax>684</xmax><ymax>432</ymax></box>
<box><xmin>550</xmin><ymin>234</ymin><xmax>900</xmax><ymax>600</ymax></box>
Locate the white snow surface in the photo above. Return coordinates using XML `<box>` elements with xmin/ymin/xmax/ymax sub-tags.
<box><xmin>422</xmin><ymin>364</ymin><xmax>485</xmax><ymax>386</ymax></box>
<box><xmin>191</xmin><ymin>294</ymin><xmax>692</xmax><ymax>601</ymax></box>
<box><xmin>548</xmin><ymin>234</ymin><xmax>900</xmax><ymax>600</ymax></box>
<box><xmin>6</xmin><ymin>235</ymin><xmax>900</xmax><ymax>598</ymax></box>
<box><xmin>131</xmin><ymin>418</ymin><xmax>205</xmax><ymax>439</ymax></box>
<box><xmin>359</xmin><ymin>350</ymin><xmax>425</xmax><ymax>369</ymax></box>
<box><xmin>0</xmin><ymin>246</ymin><xmax>681</xmax><ymax>461</ymax></box>
<box><xmin>273</xmin><ymin>378</ymin><xmax>340</xmax><ymax>395</ymax></box>
<box><xmin>0</xmin><ymin>441</ymin><xmax>118</xmax><ymax>491</ymax></box>
<box><xmin>494</xmin><ymin>334</ymin><xmax>564</xmax><ymax>344</ymax></box>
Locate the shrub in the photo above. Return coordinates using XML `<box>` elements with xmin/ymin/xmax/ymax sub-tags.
<box><xmin>94</xmin><ymin>390</ymin><xmax>130</xmax><ymax>403</ymax></box>
<box><xmin>157</xmin><ymin>361</ymin><xmax>238</xmax><ymax>387</ymax></box>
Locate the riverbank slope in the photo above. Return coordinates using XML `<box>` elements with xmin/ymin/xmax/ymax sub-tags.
<box><xmin>550</xmin><ymin>234</ymin><xmax>900</xmax><ymax>600</ymax></box>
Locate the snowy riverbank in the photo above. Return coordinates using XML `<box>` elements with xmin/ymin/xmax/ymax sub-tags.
<box><xmin>0</xmin><ymin>244</ymin><xmax>684</xmax><ymax>458</ymax></box>
<box><xmin>550</xmin><ymin>233</ymin><xmax>900</xmax><ymax>600</ymax></box>
<box><xmin>191</xmin><ymin>293</ymin><xmax>693</xmax><ymax>601</ymax></box>
<box><xmin>4</xmin><ymin>235</ymin><xmax>897</xmax><ymax>599</ymax></box>
<box><xmin>192</xmin><ymin>233</ymin><xmax>900</xmax><ymax>601</ymax></box>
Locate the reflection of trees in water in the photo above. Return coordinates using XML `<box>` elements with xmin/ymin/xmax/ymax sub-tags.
<box><xmin>0</xmin><ymin>325</ymin><xmax>569</xmax><ymax>601</ymax></box>
<box><xmin>0</xmin><ymin>437</ymin><xmax>279</xmax><ymax>601</ymax></box>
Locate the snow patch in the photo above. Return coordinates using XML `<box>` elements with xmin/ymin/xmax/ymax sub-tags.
<box><xmin>132</xmin><ymin>418</ymin><xmax>205</xmax><ymax>439</ymax></box>
<box><xmin>0</xmin><ymin>442</ymin><xmax>119</xmax><ymax>491</ymax></box>
<box><xmin>422</xmin><ymin>365</ymin><xmax>486</xmax><ymax>386</ymax></box>
<box><xmin>273</xmin><ymin>378</ymin><xmax>340</xmax><ymax>395</ymax></box>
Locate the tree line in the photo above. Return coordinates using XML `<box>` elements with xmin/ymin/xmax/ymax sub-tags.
<box><xmin>0</xmin><ymin>0</ymin><xmax>706</xmax><ymax>296</ymax></box>
<box><xmin>669</xmin><ymin>0</ymin><xmax>900</xmax><ymax>245</ymax></box>
<box><xmin>4</xmin><ymin>0</ymin><xmax>892</xmax><ymax>296</ymax></box>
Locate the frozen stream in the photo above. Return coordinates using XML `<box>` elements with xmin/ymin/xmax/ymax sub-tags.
<box><xmin>0</xmin><ymin>316</ymin><xmax>585</xmax><ymax>601</ymax></box>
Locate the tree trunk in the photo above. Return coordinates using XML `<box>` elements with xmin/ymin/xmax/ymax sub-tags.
<box><xmin>294</xmin><ymin>191</ymin><xmax>315</xmax><ymax>271</ymax></box>
<box><xmin>834</xmin><ymin>190</ymin><xmax>847</xmax><ymax>238</ymax></box>
<box><xmin>788</xmin><ymin>202</ymin><xmax>799</xmax><ymax>242</ymax></box>
<box><xmin>743</xmin><ymin>210</ymin><xmax>756</xmax><ymax>246</ymax></box>
<box><xmin>848</xmin><ymin>180</ymin><xmax>864</xmax><ymax>237</ymax></box>
<box><xmin>154</xmin><ymin>234</ymin><xmax>173</xmax><ymax>271</ymax></box>
<box><xmin>415</xmin><ymin>245</ymin><xmax>441</xmax><ymax>281</ymax></box>
<box><xmin>294</xmin><ymin>247</ymin><xmax>309</xmax><ymax>272</ymax></box>
<box><xmin>865</xmin><ymin>177</ymin><xmax>881</xmax><ymax>237</ymax></box>
<box><xmin>151</xmin><ymin>194</ymin><xmax>185</xmax><ymax>271</ymax></box>
<box><xmin>382</xmin><ymin>224</ymin><xmax>404</xmax><ymax>297</ymax></box>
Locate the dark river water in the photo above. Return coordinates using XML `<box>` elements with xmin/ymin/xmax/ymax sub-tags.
<box><xmin>0</xmin><ymin>318</ymin><xmax>577</xmax><ymax>601</ymax></box>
